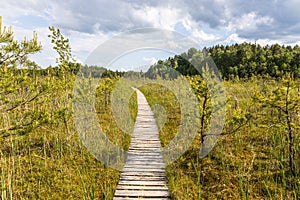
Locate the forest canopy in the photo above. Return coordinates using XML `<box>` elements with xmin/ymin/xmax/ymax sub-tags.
<box><xmin>145</xmin><ymin>43</ymin><xmax>300</xmax><ymax>80</ymax></box>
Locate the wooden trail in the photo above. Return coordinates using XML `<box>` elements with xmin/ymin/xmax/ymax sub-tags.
<box><xmin>113</xmin><ymin>88</ymin><xmax>170</xmax><ymax>199</ymax></box>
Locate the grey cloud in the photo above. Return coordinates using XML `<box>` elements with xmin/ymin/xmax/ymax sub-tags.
<box><xmin>48</xmin><ymin>0</ymin><xmax>154</xmax><ymax>33</ymax></box>
<box><xmin>217</xmin><ymin>1</ymin><xmax>300</xmax><ymax>41</ymax></box>
<box><xmin>183</xmin><ymin>0</ymin><xmax>228</xmax><ymax>28</ymax></box>
<box><xmin>3</xmin><ymin>0</ymin><xmax>300</xmax><ymax>44</ymax></box>
<box><xmin>184</xmin><ymin>0</ymin><xmax>300</xmax><ymax>43</ymax></box>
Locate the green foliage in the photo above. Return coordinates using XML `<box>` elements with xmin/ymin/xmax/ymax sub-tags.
<box><xmin>48</xmin><ymin>26</ymin><xmax>78</xmax><ymax>136</ymax></box>
<box><xmin>145</xmin><ymin>43</ymin><xmax>300</xmax><ymax>80</ymax></box>
<box><xmin>141</xmin><ymin>76</ymin><xmax>299</xmax><ymax>199</ymax></box>
<box><xmin>48</xmin><ymin>26</ymin><xmax>75</xmax><ymax>67</ymax></box>
<box><xmin>253</xmin><ymin>74</ymin><xmax>300</xmax><ymax>175</ymax></box>
<box><xmin>187</xmin><ymin>74</ymin><xmax>211</xmax><ymax>146</ymax></box>
<box><xmin>96</xmin><ymin>78</ymin><xmax>117</xmax><ymax>109</ymax></box>
<box><xmin>0</xmin><ymin>17</ymin><xmax>49</xmax><ymax>137</ymax></box>
<box><xmin>0</xmin><ymin>17</ymin><xmax>41</xmax><ymax>69</ymax></box>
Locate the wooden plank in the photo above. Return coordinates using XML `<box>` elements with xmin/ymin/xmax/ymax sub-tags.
<box><xmin>114</xmin><ymin>190</ymin><xmax>170</xmax><ymax>197</ymax></box>
<box><xmin>127</xmin><ymin>155</ymin><xmax>163</xmax><ymax>158</ymax></box>
<box><xmin>130</xmin><ymin>137</ymin><xmax>159</xmax><ymax>140</ymax></box>
<box><xmin>130</xmin><ymin>141</ymin><xmax>161</xmax><ymax>144</ymax></box>
<box><xmin>127</xmin><ymin>153</ymin><xmax>162</xmax><ymax>156</ymax></box>
<box><xmin>126</xmin><ymin>156</ymin><xmax>162</xmax><ymax>159</ymax></box>
<box><xmin>118</xmin><ymin>180</ymin><xmax>167</xmax><ymax>186</ymax></box>
<box><xmin>125</xmin><ymin>162</ymin><xmax>164</xmax><ymax>165</ymax></box>
<box><xmin>125</xmin><ymin>161</ymin><xmax>165</xmax><ymax>165</ymax></box>
<box><xmin>114</xmin><ymin>89</ymin><xmax>170</xmax><ymax>199</ymax></box>
<box><xmin>114</xmin><ymin>197</ymin><xmax>170</xmax><ymax>200</ymax></box>
<box><xmin>129</xmin><ymin>148</ymin><xmax>161</xmax><ymax>151</ymax></box>
<box><xmin>130</xmin><ymin>144</ymin><xmax>161</xmax><ymax>148</ymax></box>
<box><xmin>124</xmin><ymin>162</ymin><xmax>165</xmax><ymax>166</ymax></box>
<box><xmin>125</xmin><ymin>160</ymin><xmax>164</xmax><ymax>162</ymax></box>
<box><xmin>116</xmin><ymin>185</ymin><xmax>168</xmax><ymax>190</ymax></box>
<box><xmin>123</xmin><ymin>166</ymin><xmax>165</xmax><ymax>170</ymax></box>
<box><xmin>126</xmin><ymin>155</ymin><xmax>164</xmax><ymax>159</ymax></box>
<box><xmin>130</xmin><ymin>143</ymin><xmax>160</xmax><ymax>145</ymax></box>
<box><xmin>120</xmin><ymin>176</ymin><xmax>166</xmax><ymax>180</ymax></box>
<box><xmin>130</xmin><ymin>140</ymin><xmax>161</xmax><ymax>143</ymax></box>
<box><xmin>122</xmin><ymin>168</ymin><xmax>165</xmax><ymax>172</ymax></box>
<box><xmin>120</xmin><ymin>172</ymin><xmax>166</xmax><ymax>176</ymax></box>
<box><xmin>129</xmin><ymin>139</ymin><xmax>161</xmax><ymax>142</ymax></box>
<box><xmin>125</xmin><ymin>164</ymin><xmax>165</xmax><ymax>168</ymax></box>
<box><xmin>120</xmin><ymin>176</ymin><xmax>166</xmax><ymax>181</ymax></box>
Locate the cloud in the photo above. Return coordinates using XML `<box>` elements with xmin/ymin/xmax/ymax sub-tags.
<box><xmin>190</xmin><ymin>29</ymin><xmax>221</xmax><ymax>43</ymax></box>
<box><xmin>46</xmin><ymin>0</ymin><xmax>147</xmax><ymax>33</ymax></box>
<box><xmin>182</xmin><ymin>0</ymin><xmax>229</xmax><ymax>28</ymax></box>
<box><xmin>221</xmin><ymin>33</ymin><xmax>284</xmax><ymax>47</ymax></box>
<box><xmin>132</xmin><ymin>5</ymin><xmax>183</xmax><ymax>30</ymax></box>
<box><xmin>42</xmin><ymin>0</ymin><xmax>191</xmax><ymax>35</ymax></box>
<box><xmin>3</xmin><ymin>0</ymin><xmax>300</xmax><ymax>41</ymax></box>
<box><xmin>2</xmin><ymin>0</ymin><xmax>300</xmax><ymax>68</ymax></box>
<box><xmin>143</xmin><ymin>56</ymin><xmax>158</xmax><ymax>65</ymax></box>
<box><xmin>0</xmin><ymin>0</ymin><xmax>49</xmax><ymax>23</ymax></box>
<box><xmin>85</xmin><ymin>28</ymin><xmax>196</xmax><ymax>67</ymax></box>
<box><xmin>222</xmin><ymin>33</ymin><xmax>250</xmax><ymax>45</ymax></box>
<box><xmin>228</xmin><ymin>12</ymin><xmax>274</xmax><ymax>32</ymax></box>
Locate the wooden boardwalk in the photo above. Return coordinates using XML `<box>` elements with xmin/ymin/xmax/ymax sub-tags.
<box><xmin>113</xmin><ymin>88</ymin><xmax>170</xmax><ymax>199</ymax></box>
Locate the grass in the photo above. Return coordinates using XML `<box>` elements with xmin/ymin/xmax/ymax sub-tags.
<box><xmin>139</xmin><ymin>78</ymin><xmax>300</xmax><ymax>199</ymax></box>
<box><xmin>1</xmin><ymin>76</ymin><xmax>299</xmax><ymax>199</ymax></box>
<box><xmin>0</xmin><ymin>78</ymin><xmax>138</xmax><ymax>199</ymax></box>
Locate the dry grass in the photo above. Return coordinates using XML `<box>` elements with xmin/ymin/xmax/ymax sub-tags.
<box><xmin>0</xmin><ymin>78</ymin><xmax>138</xmax><ymax>199</ymax></box>
<box><xmin>140</xmin><ymin>78</ymin><xmax>300</xmax><ymax>200</ymax></box>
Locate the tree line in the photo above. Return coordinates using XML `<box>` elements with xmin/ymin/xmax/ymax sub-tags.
<box><xmin>145</xmin><ymin>43</ymin><xmax>300</xmax><ymax>79</ymax></box>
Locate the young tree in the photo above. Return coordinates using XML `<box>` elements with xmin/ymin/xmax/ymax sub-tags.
<box><xmin>48</xmin><ymin>26</ymin><xmax>77</xmax><ymax>136</ymax></box>
<box><xmin>253</xmin><ymin>74</ymin><xmax>299</xmax><ymax>175</ymax></box>
<box><xmin>0</xmin><ymin>16</ymin><xmax>50</xmax><ymax>136</ymax></box>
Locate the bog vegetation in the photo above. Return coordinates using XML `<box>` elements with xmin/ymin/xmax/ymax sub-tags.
<box><xmin>0</xmin><ymin>17</ymin><xmax>299</xmax><ymax>199</ymax></box>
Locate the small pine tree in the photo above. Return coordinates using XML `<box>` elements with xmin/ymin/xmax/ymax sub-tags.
<box><xmin>0</xmin><ymin>16</ymin><xmax>50</xmax><ymax>136</ymax></box>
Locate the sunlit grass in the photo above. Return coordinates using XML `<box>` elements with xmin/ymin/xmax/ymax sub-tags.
<box><xmin>0</xmin><ymin>78</ymin><xmax>138</xmax><ymax>199</ymax></box>
<box><xmin>140</xmin><ymin>79</ymin><xmax>299</xmax><ymax>199</ymax></box>
<box><xmin>1</xmin><ymin>76</ymin><xmax>299</xmax><ymax>199</ymax></box>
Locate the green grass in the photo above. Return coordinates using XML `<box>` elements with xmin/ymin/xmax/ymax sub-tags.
<box><xmin>0</xmin><ymin>78</ymin><xmax>138</xmax><ymax>199</ymax></box>
<box><xmin>139</xmin><ymin>78</ymin><xmax>299</xmax><ymax>199</ymax></box>
<box><xmin>1</xmin><ymin>76</ymin><xmax>299</xmax><ymax>199</ymax></box>
<box><xmin>1</xmin><ymin>123</ymin><xmax>119</xmax><ymax>199</ymax></box>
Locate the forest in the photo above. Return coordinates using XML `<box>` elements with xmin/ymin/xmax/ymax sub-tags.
<box><xmin>145</xmin><ymin>43</ymin><xmax>300</xmax><ymax>79</ymax></box>
<box><xmin>0</xmin><ymin>18</ymin><xmax>299</xmax><ymax>199</ymax></box>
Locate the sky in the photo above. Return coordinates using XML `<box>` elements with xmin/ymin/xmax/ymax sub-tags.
<box><xmin>1</xmin><ymin>0</ymin><xmax>300</xmax><ymax>70</ymax></box>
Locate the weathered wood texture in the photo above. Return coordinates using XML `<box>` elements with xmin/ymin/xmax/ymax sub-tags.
<box><xmin>113</xmin><ymin>88</ymin><xmax>170</xmax><ymax>199</ymax></box>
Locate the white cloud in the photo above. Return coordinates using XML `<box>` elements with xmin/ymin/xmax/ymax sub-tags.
<box><xmin>222</xmin><ymin>33</ymin><xmax>284</xmax><ymax>47</ymax></box>
<box><xmin>143</xmin><ymin>57</ymin><xmax>158</xmax><ymax>65</ymax></box>
<box><xmin>223</xmin><ymin>33</ymin><xmax>250</xmax><ymax>44</ymax></box>
<box><xmin>2</xmin><ymin>0</ymin><xmax>300</xmax><ymax>68</ymax></box>
<box><xmin>0</xmin><ymin>0</ymin><xmax>48</xmax><ymax>21</ymax></box>
<box><xmin>191</xmin><ymin>29</ymin><xmax>221</xmax><ymax>42</ymax></box>
<box><xmin>228</xmin><ymin>12</ymin><xmax>274</xmax><ymax>32</ymax></box>
<box><xmin>132</xmin><ymin>5</ymin><xmax>183</xmax><ymax>30</ymax></box>
<box><xmin>256</xmin><ymin>38</ymin><xmax>283</xmax><ymax>46</ymax></box>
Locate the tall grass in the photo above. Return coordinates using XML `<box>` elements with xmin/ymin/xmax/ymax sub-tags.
<box><xmin>1</xmin><ymin>75</ymin><xmax>298</xmax><ymax>199</ymax></box>
<box><xmin>0</xmin><ymin>77</ymin><xmax>137</xmax><ymax>199</ymax></box>
<box><xmin>140</xmin><ymin>77</ymin><xmax>299</xmax><ymax>199</ymax></box>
